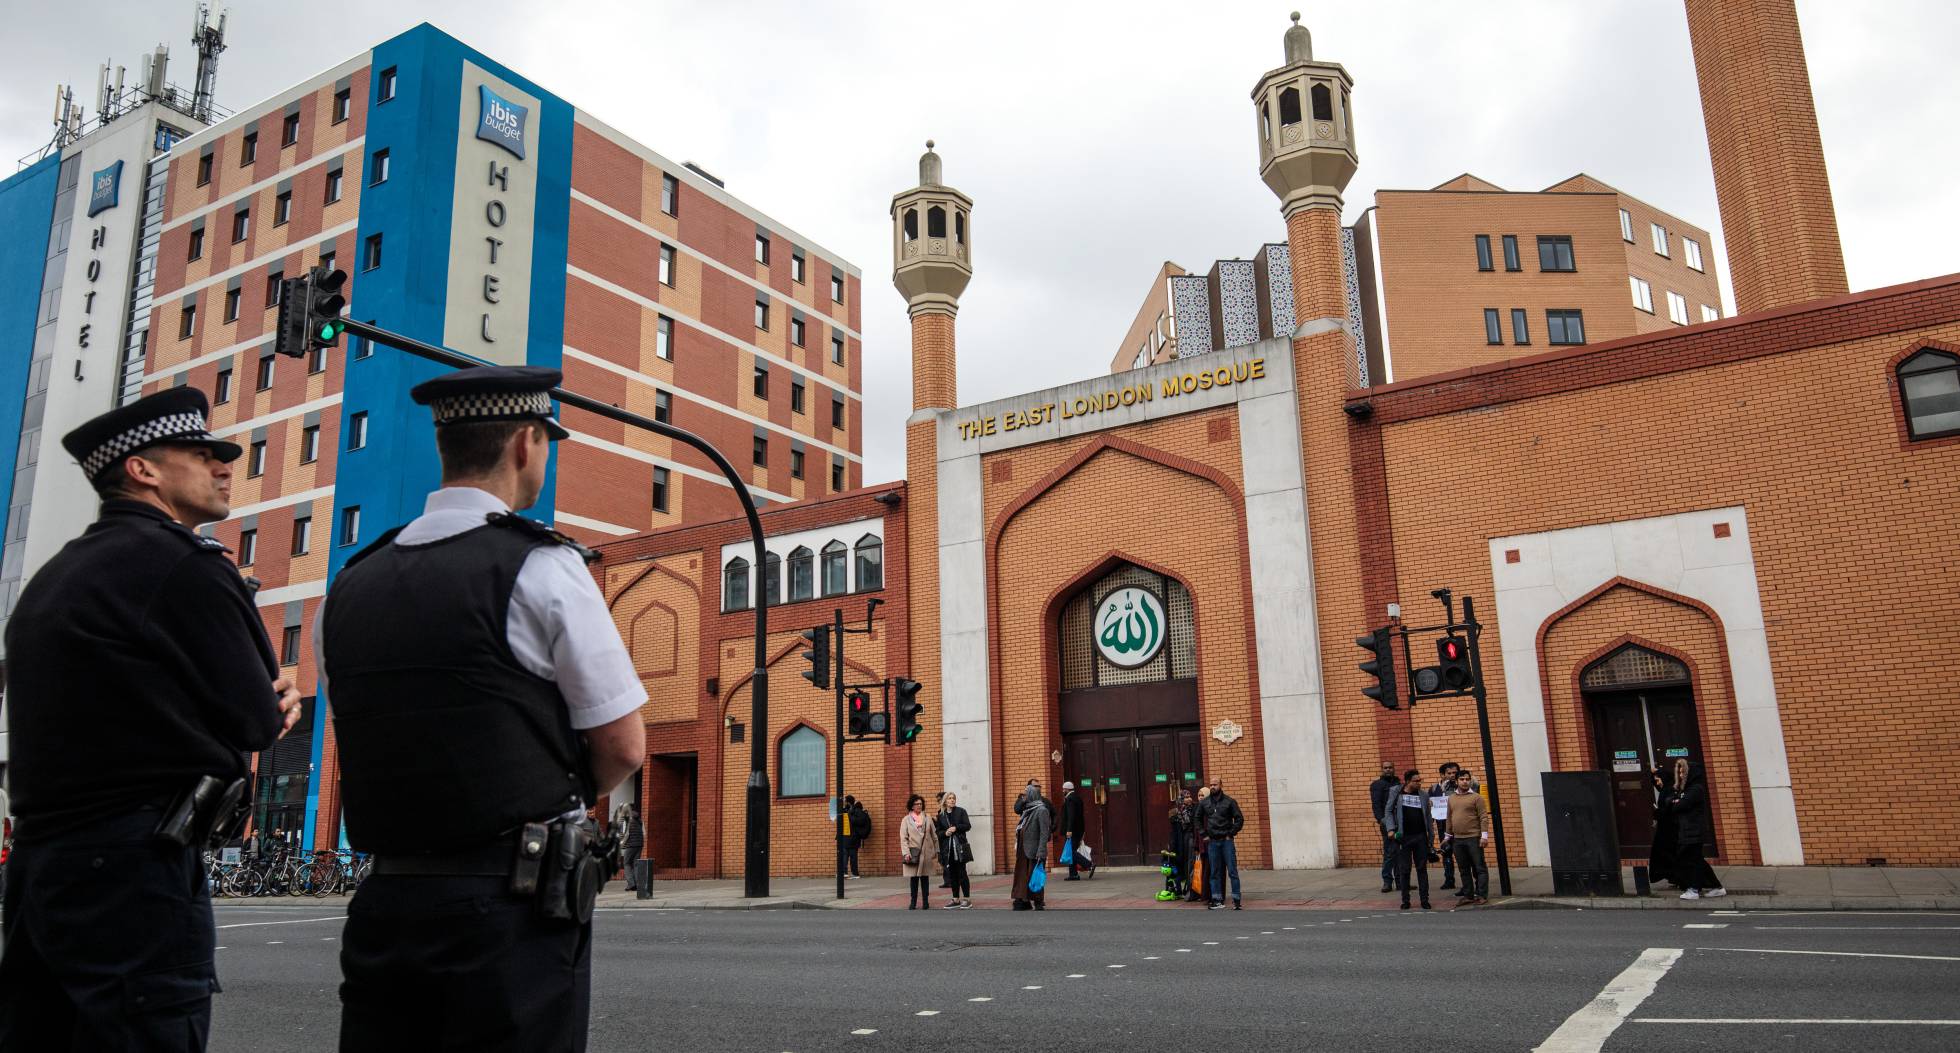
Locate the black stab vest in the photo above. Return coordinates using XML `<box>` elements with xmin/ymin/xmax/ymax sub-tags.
<box><xmin>323</xmin><ymin>518</ymin><xmax>593</xmax><ymax>854</ymax></box>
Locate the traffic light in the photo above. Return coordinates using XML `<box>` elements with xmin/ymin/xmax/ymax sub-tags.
<box><xmin>892</xmin><ymin>678</ymin><xmax>924</xmax><ymax>745</ymax></box>
<box><xmin>1356</xmin><ymin>627</ymin><xmax>1399</xmax><ymax>710</ymax></box>
<box><xmin>306</xmin><ymin>266</ymin><xmax>348</xmax><ymax>348</ymax></box>
<box><xmin>1436</xmin><ymin>636</ymin><xmax>1473</xmax><ymax>692</ymax></box>
<box><xmin>847</xmin><ymin>690</ymin><xmax>886</xmax><ymax>738</ymax></box>
<box><xmin>272</xmin><ymin>276</ymin><xmax>310</xmax><ymax>359</ymax></box>
<box><xmin>799</xmin><ymin>626</ymin><xmax>830</xmax><ymax>690</ymax></box>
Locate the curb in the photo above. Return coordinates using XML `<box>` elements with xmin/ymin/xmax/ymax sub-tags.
<box><xmin>1490</xmin><ymin>895</ymin><xmax>1960</xmax><ymax>911</ymax></box>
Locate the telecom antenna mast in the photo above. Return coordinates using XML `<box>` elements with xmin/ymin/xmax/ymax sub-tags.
<box><xmin>190</xmin><ymin>3</ymin><xmax>227</xmax><ymax>123</ymax></box>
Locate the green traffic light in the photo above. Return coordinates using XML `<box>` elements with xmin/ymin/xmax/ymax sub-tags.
<box><xmin>318</xmin><ymin>320</ymin><xmax>345</xmax><ymax>341</ymax></box>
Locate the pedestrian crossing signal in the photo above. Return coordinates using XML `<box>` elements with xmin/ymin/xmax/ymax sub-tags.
<box><xmin>1436</xmin><ymin>635</ymin><xmax>1473</xmax><ymax>692</ymax></box>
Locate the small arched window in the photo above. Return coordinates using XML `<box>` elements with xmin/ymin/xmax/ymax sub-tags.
<box><xmin>1899</xmin><ymin>348</ymin><xmax>1960</xmax><ymax>440</ymax></box>
<box><xmin>1261</xmin><ymin>100</ymin><xmax>1272</xmax><ymax>140</ymax></box>
<box><xmin>787</xmin><ymin>546</ymin><xmax>814</xmax><ymax>602</ymax></box>
<box><xmin>722</xmin><ymin>557</ymin><xmax>750</xmax><ymax>613</ymax></box>
<box><xmin>820</xmin><ymin>540</ymin><xmax>848</xmax><ymax>596</ymax></box>
<box><xmin>927</xmin><ymin>205</ymin><xmax>947</xmax><ymax>239</ymax></box>
<box><xmin>1310</xmin><ymin>83</ymin><xmax>1333</xmax><ymax>121</ymax></box>
<box><xmin>855</xmin><ymin>534</ymin><xmax>884</xmax><ymax>592</ymax></box>
<box><xmin>761</xmin><ymin>551</ymin><xmax>781</xmax><ymax>608</ymax></box>
<box><xmin>1278</xmin><ymin>86</ymin><xmax>1302</xmax><ymax>125</ymax></box>
<box><xmin>778</xmin><ymin>725</ymin><xmax>825</xmax><ymax>798</ymax></box>
<box><xmin>955</xmin><ymin>210</ymin><xmax>966</xmax><ymax>245</ymax></box>
<box><xmin>902</xmin><ymin>208</ymin><xmax>918</xmax><ymax>242</ymax></box>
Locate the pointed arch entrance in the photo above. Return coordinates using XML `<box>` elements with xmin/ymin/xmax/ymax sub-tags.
<box><xmin>1581</xmin><ymin>641</ymin><xmax>1709</xmax><ymax>858</ymax></box>
<box><xmin>1055</xmin><ymin>561</ymin><xmax>1203</xmax><ymax>866</ymax></box>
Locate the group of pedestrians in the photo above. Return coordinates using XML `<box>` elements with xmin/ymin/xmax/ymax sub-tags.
<box><xmin>1163</xmin><ymin>778</ymin><xmax>1247</xmax><ymax>910</ymax></box>
<box><xmin>898</xmin><ymin>792</ymin><xmax>977</xmax><ymax>909</ymax></box>
<box><xmin>1372</xmin><ymin>761</ymin><xmax>1492</xmax><ymax>909</ymax></box>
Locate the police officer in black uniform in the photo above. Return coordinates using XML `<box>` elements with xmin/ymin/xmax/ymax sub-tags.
<box><xmin>321</xmin><ymin>366</ymin><xmax>646</xmax><ymax>1052</ymax></box>
<box><xmin>0</xmin><ymin>387</ymin><xmax>301</xmax><ymax>1050</ymax></box>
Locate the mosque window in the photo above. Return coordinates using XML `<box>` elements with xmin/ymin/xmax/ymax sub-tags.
<box><xmin>820</xmin><ymin>541</ymin><xmax>848</xmax><ymax>597</ymax></box>
<box><xmin>854</xmin><ymin>535</ymin><xmax>883</xmax><ymax>592</ymax></box>
<box><xmin>778</xmin><ymin>725</ymin><xmax>825</xmax><ymax>798</ymax></box>
<box><xmin>1899</xmin><ymin>348</ymin><xmax>1960</xmax><ymax>440</ymax></box>
<box><xmin>723</xmin><ymin>557</ymin><xmax>751</xmax><ymax>613</ymax></box>
<box><xmin>787</xmin><ymin>547</ymin><xmax>814</xmax><ymax>602</ymax></box>
<box><xmin>1310</xmin><ymin>83</ymin><xmax>1333</xmax><ymax>121</ymax></box>
<box><xmin>927</xmin><ymin>206</ymin><xmax>946</xmax><ymax>239</ymax></box>
<box><xmin>1278</xmin><ymin>86</ymin><xmax>1302</xmax><ymax>126</ymax></box>
<box><xmin>761</xmin><ymin>552</ymin><xmax>780</xmax><ymax>607</ymax></box>
<box><xmin>902</xmin><ymin>208</ymin><xmax>918</xmax><ymax>242</ymax></box>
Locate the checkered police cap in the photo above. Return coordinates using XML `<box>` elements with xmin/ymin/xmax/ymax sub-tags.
<box><xmin>61</xmin><ymin>386</ymin><xmax>241</xmax><ymax>483</ymax></box>
<box><xmin>409</xmin><ymin>364</ymin><xmax>569</xmax><ymax>441</ymax></box>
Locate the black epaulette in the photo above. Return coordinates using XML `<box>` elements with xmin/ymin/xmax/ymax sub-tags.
<box><xmin>486</xmin><ymin>511</ymin><xmax>599</xmax><ymax>565</ymax></box>
<box><xmin>161</xmin><ymin>518</ymin><xmax>231</xmax><ymax>554</ymax></box>
<box><xmin>342</xmin><ymin>526</ymin><xmax>406</xmax><ymax>571</ymax></box>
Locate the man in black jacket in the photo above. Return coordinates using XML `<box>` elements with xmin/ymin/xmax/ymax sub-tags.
<box><xmin>1369</xmin><ymin>763</ymin><xmax>1400</xmax><ymax>893</ymax></box>
<box><xmin>1196</xmin><ymin>777</ymin><xmax>1246</xmax><ymax>910</ymax></box>
<box><xmin>0</xmin><ymin>388</ymin><xmax>300</xmax><ymax>1050</ymax></box>
<box><xmin>1060</xmin><ymin>781</ymin><xmax>1087</xmax><ymax>880</ymax></box>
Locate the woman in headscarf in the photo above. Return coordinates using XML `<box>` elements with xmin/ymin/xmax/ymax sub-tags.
<box><xmin>1010</xmin><ymin>780</ymin><xmax>1052</xmax><ymax>911</ymax></box>
<box><xmin>1665</xmin><ymin>758</ymin><xmax>1725</xmax><ymax>900</ymax></box>
<box><xmin>1648</xmin><ymin>762</ymin><xmax>1679</xmax><ymax>889</ymax></box>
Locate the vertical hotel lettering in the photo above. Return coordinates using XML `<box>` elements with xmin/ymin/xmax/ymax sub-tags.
<box><xmin>445</xmin><ymin>64</ymin><xmax>538</xmax><ymax>367</ymax></box>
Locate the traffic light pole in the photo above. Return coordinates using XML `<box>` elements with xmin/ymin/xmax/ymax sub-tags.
<box><xmin>332</xmin><ymin>317</ymin><xmax>777</xmax><ymax>898</ymax></box>
<box><xmin>1461</xmin><ymin>597</ymin><xmax>1512</xmax><ymax>897</ymax></box>
<box><xmin>833</xmin><ymin>609</ymin><xmax>846</xmax><ymax>902</ymax></box>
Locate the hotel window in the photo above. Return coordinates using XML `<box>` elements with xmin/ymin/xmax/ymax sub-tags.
<box><xmin>831</xmin><ymin>334</ymin><xmax>845</xmax><ymax>366</ymax></box>
<box><xmin>325</xmin><ymin>168</ymin><xmax>344</xmax><ymax>204</ymax></box>
<box><xmin>240</xmin><ymin>132</ymin><xmax>257</xmax><ymax>166</ymax></box>
<box><xmin>722</xmin><ymin>557</ymin><xmax>751</xmax><ymax>612</ymax></box>
<box><xmin>1631</xmin><ymin>276</ymin><xmax>1654</xmax><ymax>313</ymax></box>
<box><xmin>651</xmin><ymin>466</ymin><xmax>670</xmax><ymax>513</ymax></box>
<box><xmin>377</xmin><ymin>67</ymin><xmax>397</xmax><ymax>103</ymax></box>
<box><xmin>753</xmin><ymin>364</ymin><xmax>769</xmax><ymax>399</ymax></box>
<box><xmin>369</xmin><ymin>149</ymin><xmax>389</xmax><ymax>185</ymax></box>
<box><xmin>660</xmin><ymin>173</ymin><xmax>678</xmax><ymax>216</ymax></box>
<box><xmin>754</xmin><ymin>298</ymin><xmax>769</xmax><ymax>331</ymax></box>
<box><xmin>340</xmin><ymin>505</ymin><xmax>362</xmax><ymax>546</ymax></box>
<box><xmin>1547</xmin><ymin>309</ymin><xmax>1586</xmax><ymax>345</ymax></box>
<box><xmin>830</xmin><ymin>460</ymin><xmax>844</xmax><ymax>492</ymax></box>
<box><xmin>819</xmin><ymin>541</ymin><xmax>846</xmax><ymax>596</ymax></box>
<box><xmin>347</xmin><ymin>411</ymin><xmax>367</xmax><ymax>449</ymax></box>
<box><xmin>196</xmin><ymin>153</ymin><xmax>213</xmax><ymax>186</ymax></box>
<box><xmin>363</xmin><ymin>233</ymin><xmax>383</xmax><ymax>271</ymax></box>
<box><xmin>280</xmin><ymin>625</ymin><xmax>301</xmax><ymax>665</ymax></box>
<box><xmin>854</xmin><ymin>535</ymin><xmax>882</xmax><ymax>591</ymax></box>
<box><xmin>248</xmin><ymin>441</ymin><xmax>266</xmax><ymax>478</ymax></box>
<box><xmin>281</xmin><ymin>113</ymin><xmax>301</xmax><ymax>147</ymax></box>
<box><xmin>761</xmin><ymin>553</ymin><xmax>780</xmax><ymax>608</ymax></box>
<box><xmin>1666</xmin><ymin>290</ymin><xmax>1689</xmax><ymax>325</ymax></box>
<box><xmin>1700</xmin><ymin>304</ymin><xmax>1720</xmax><ymax>323</ymax></box>
<box><xmin>274</xmin><ymin>191</ymin><xmax>292</xmax><ymax>226</ymax></box>
<box><xmin>1483</xmin><ymin>308</ymin><xmax>1502</xmax><ymax>345</ymax></box>
<box><xmin>831</xmin><ymin>273</ymin><xmax>845</xmax><ymax>304</ymax></box>
<box><xmin>309</xmin><ymin>344</ymin><xmax>328</xmax><ymax>375</ymax></box>
<box><xmin>755</xmin><ymin>234</ymin><xmax>770</xmax><ymax>265</ymax></box>
<box><xmin>301</xmin><ymin>425</ymin><xmax>320</xmax><ymax>464</ymax></box>
<box><xmin>1898</xmin><ymin>348</ymin><xmax>1960</xmax><ymax>440</ymax></box>
<box><xmin>653</xmin><ymin>390</ymin><xmax>671</xmax><ymax>424</ymax></box>
<box><xmin>790</xmin><ymin>253</ymin><xmax>805</xmax><ymax>284</ymax></box>
<box><xmin>787</xmin><ymin>547</ymin><xmax>814</xmax><ymax>602</ymax></box>
<box><xmin>655</xmin><ymin>315</ymin><xmax>673</xmax><ymax>360</ymax></box>
<box><xmin>831</xmin><ymin>394</ymin><xmax>844</xmax><ymax>429</ymax></box>
<box><xmin>1502</xmin><ymin>235</ymin><xmax>1520</xmax><ymax>272</ymax></box>
<box><xmin>238</xmin><ymin>529</ymin><xmax>257</xmax><ymax>567</ymax></box>
<box><xmin>1619</xmin><ymin>208</ymin><xmax>1634</xmax><ymax>242</ymax></box>
<box><xmin>1537</xmin><ymin>236</ymin><xmax>1576</xmax><ymax>272</ymax></box>
<box><xmin>790</xmin><ymin>316</ymin><xmax>805</xmax><ymax>347</ymax></box>
<box><xmin>223</xmin><ymin>288</ymin><xmax>241</xmax><ymax>323</ymax></box>
<box><xmin>779</xmin><ymin>726</ymin><xmax>825</xmax><ymax>798</ymax></box>
<box><xmin>1474</xmin><ymin>234</ymin><xmax>1493</xmax><ymax>272</ymax></box>
<box><xmin>1510</xmin><ymin>308</ymin><xmax>1530</xmax><ymax>345</ymax></box>
<box><xmin>256</xmin><ymin>354</ymin><xmax>276</xmax><ymax>390</ymax></box>
<box><xmin>215</xmin><ymin>368</ymin><xmax>232</xmax><ymax>404</ymax></box>
<box><xmin>658</xmin><ymin>244</ymin><xmax>675</xmax><ymax>286</ymax></box>
<box><xmin>231</xmin><ymin>208</ymin><xmax>250</xmax><ymax>243</ymax></box>
<box><xmin>332</xmin><ymin>88</ymin><xmax>351</xmax><ymax>124</ymax></box>
<box><xmin>791</xmin><ymin>376</ymin><xmax>805</xmax><ymax>414</ymax></box>
<box><xmin>790</xmin><ymin>447</ymin><xmax>805</xmax><ymax>480</ymax></box>
<box><xmin>318</xmin><ymin>251</ymin><xmax>335</xmax><ymax>274</ymax></box>
<box><xmin>291</xmin><ymin>515</ymin><xmax>311</xmax><ymax>555</ymax></box>
<box><xmin>179</xmin><ymin>304</ymin><xmax>197</xmax><ymax>339</ymax></box>
<box><xmin>266</xmin><ymin>271</ymin><xmax>283</xmax><ymax>307</ymax></box>
<box><xmin>187</xmin><ymin>227</ymin><xmax>204</xmax><ymax>261</ymax></box>
<box><xmin>1684</xmin><ymin>237</ymin><xmax>1704</xmax><ymax>272</ymax></box>
<box><xmin>752</xmin><ymin>433</ymin><xmax>767</xmax><ymax>467</ymax></box>
<box><xmin>1650</xmin><ymin>222</ymin><xmax>1669</xmax><ymax>257</ymax></box>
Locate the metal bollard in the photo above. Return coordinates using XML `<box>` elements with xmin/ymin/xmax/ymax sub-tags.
<box><xmin>634</xmin><ymin>859</ymin><xmax>653</xmax><ymax>900</ymax></box>
<box><xmin>1632</xmin><ymin>864</ymin><xmax>1650</xmax><ymax>896</ymax></box>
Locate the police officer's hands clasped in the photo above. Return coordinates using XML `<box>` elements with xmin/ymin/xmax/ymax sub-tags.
<box><xmin>273</xmin><ymin>675</ymin><xmax>303</xmax><ymax>739</ymax></box>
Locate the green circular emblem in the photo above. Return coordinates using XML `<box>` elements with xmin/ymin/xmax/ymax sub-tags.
<box><xmin>1094</xmin><ymin>587</ymin><xmax>1167</xmax><ymax>668</ymax></box>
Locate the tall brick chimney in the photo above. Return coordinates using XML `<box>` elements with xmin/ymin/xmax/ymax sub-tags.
<box><xmin>1684</xmin><ymin>0</ymin><xmax>1849</xmax><ymax>314</ymax></box>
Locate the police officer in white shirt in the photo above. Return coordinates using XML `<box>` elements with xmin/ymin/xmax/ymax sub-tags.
<box><xmin>319</xmin><ymin>365</ymin><xmax>645</xmax><ymax>1052</ymax></box>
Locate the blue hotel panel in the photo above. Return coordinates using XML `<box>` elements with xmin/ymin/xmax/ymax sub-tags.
<box><xmin>306</xmin><ymin>25</ymin><xmax>575</xmax><ymax>842</ymax></box>
<box><xmin>0</xmin><ymin>155</ymin><xmax>63</xmax><ymax>544</ymax></box>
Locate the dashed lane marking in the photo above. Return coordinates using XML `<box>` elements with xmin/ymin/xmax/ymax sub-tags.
<box><xmin>968</xmin><ymin>997</ymin><xmax>992</xmax><ymax>1002</ymax></box>
<box><xmin>1142</xmin><ymin>956</ymin><xmax>1160</xmax><ymax>960</ymax></box>
<box><xmin>1635</xmin><ymin>1019</ymin><xmax>1960</xmax><ymax>1026</ymax></box>
<box><xmin>265</xmin><ymin>941</ymin><xmax>284</xmax><ymax>945</ymax></box>
<box><xmin>1066</xmin><ymin>974</ymin><xmax>1085</xmax><ymax>979</ymax></box>
<box><xmin>1682</xmin><ymin>924</ymin><xmax>1727</xmax><ymax>929</ymax></box>
<box><xmin>1697</xmin><ymin>947</ymin><xmax>1960</xmax><ymax>963</ymax></box>
<box><xmin>850</xmin><ymin>1028</ymin><xmax>877</xmax><ymax>1036</ymax></box>
<box><xmin>915</xmin><ymin>1010</ymin><xmax>939</xmax><ymax>1017</ymax></box>
<box><xmin>216</xmin><ymin>916</ymin><xmax>342</xmax><ymax>930</ymax></box>
<box><xmin>1175</xmin><ymin>948</ymin><xmax>1191</xmax><ymax>953</ymax></box>
<box><xmin>1107</xmin><ymin>964</ymin><xmax>1125</xmax><ymax>969</ymax></box>
<box><xmin>1022</xmin><ymin>986</ymin><xmax>1043</xmax><ymax>990</ymax></box>
<box><xmin>1532</xmin><ymin>947</ymin><xmax>1683</xmax><ymax>1053</ymax></box>
<box><xmin>1752</xmin><ymin>926</ymin><xmax>1960</xmax><ymax>931</ymax></box>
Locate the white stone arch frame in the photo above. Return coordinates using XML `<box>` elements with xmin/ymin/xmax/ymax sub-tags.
<box><xmin>1488</xmin><ymin>505</ymin><xmax>1802</xmax><ymax>866</ymax></box>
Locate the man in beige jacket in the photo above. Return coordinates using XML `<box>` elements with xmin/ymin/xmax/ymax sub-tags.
<box><xmin>1442</xmin><ymin>771</ymin><xmax>1492</xmax><ymax>904</ymax></box>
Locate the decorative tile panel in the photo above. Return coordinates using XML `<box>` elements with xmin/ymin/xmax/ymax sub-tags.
<box><xmin>1169</xmin><ymin>275</ymin><xmax>1213</xmax><ymax>358</ymax></box>
<box><xmin>1214</xmin><ymin>259</ymin><xmax>1262</xmax><ymax>349</ymax></box>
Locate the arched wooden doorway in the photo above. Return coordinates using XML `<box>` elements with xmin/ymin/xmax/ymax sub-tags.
<box><xmin>1581</xmin><ymin>643</ymin><xmax>1711</xmax><ymax>858</ymax></box>
<box><xmin>1056</xmin><ymin>563</ymin><xmax>1202</xmax><ymax>866</ymax></box>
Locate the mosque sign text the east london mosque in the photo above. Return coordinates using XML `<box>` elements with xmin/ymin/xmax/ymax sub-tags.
<box><xmin>954</xmin><ymin>356</ymin><xmax>1269</xmax><ymax>442</ymax></box>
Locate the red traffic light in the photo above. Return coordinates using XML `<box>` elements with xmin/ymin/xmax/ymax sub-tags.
<box><xmin>1441</xmin><ymin>639</ymin><xmax>1463</xmax><ymax>661</ymax></box>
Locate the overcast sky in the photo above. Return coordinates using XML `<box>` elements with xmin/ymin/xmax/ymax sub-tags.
<box><xmin>3</xmin><ymin>1</ymin><xmax>1955</xmax><ymax>483</ymax></box>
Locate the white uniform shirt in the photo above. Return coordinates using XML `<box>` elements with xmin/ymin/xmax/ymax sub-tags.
<box><xmin>316</xmin><ymin>486</ymin><xmax>647</xmax><ymax>731</ymax></box>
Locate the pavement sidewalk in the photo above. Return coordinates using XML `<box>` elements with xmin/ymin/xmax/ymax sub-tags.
<box><xmin>594</xmin><ymin>863</ymin><xmax>1960</xmax><ymax>911</ymax></box>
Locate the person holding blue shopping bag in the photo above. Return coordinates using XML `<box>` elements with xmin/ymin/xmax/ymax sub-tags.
<box><xmin>1010</xmin><ymin>779</ymin><xmax>1052</xmax><ymax>911</ymax></box>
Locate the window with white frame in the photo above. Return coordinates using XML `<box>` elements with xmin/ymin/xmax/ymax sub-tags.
<box><xmin>820</xmin><ymin>541</ymin><xmax>847</xmax><ymax>596</ymax></box>
<box><xmin>1619</xmin><ymin>208</ymin><xmax>1633</xmax><ymax>242</ymax></box>
<box><xmin>1684</xmin><ymin>237</ymin><xmax>1704</xmax><ymax>272</ymax></box>
<box><xmin>1666</xmin><ymin>290</ymin><xmax>1689</xmax><ymax>325</ymax></box>
<box><xmin>778</xmin><ymin>726</ymin><xmax>825</xmax><ymax>797</ymax></box>
<box><xmin>1630</xmin><ymin>276</ymin><xmax>1653</xmax><ymax>313</ymax></box>
<box><xmin>1700</xmin><ymin>304</ymin><xmax>1719</xmax><ymax>323</ymax></box>
<box><xmin>723</xmin><ymin>557</ymin><xmax>751</xmax><ymax>612</ymax></box>
<box><xmin>1650</xmin><ymin>222</ymin><xmax>1668</xmax><ymax>257</ymax></box>
<box><xmin>854</xmin><ymin>535</ymin><xmax>883</xmax><ymax>591</ymax></box>
<box><xmin>787</xmin><ymin>547</ymin><xmax>814</xmax><ymax>602</ymax></box>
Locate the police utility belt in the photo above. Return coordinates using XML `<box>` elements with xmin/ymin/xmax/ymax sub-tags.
<box><xmin>371</xmin><ymin>818</ymin><xmax>619</xmax><ymax>924</ymax></box>
<box><xmin>154</xmin><ymin>774</ymin><xmax>252</xmax><ymax>849</ymax></box>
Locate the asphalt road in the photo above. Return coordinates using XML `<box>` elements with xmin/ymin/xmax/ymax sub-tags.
<box><xmin>188</xmin><ymin>903</ymin><xmax>1960</xmax><ymax>1051</ymax></box>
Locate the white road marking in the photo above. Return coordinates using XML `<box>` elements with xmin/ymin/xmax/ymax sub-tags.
<box><xmin>851</xmin><ymin>1028</ymin><xmax>878</xmax><ymax>1035</ymax></box>
<box><xmin>1175</xmin><ymin>949</ymin><xmax>1192</xmax><ymax>953</ymax></box>
<box><xmin>1066</xmin><ymin>974</ymin><xmax>1085</xmax><ymax>979</ymax></box>
<box><xmin>1753</xmin><ymin>926</ymin><xmax>1960</xmax><ymax>931</ymax></box>
<box><xmin>1283</xmin><ymin>926</ymin><xmax>1296</xmax><ymax>930</ymax></box>
<box><xmin>320</xmin><ymin>936</ymin><xmax>335</xmax><ymax>941</ymax></box>
<box><xmin>216</xmin><ymin>916</ymin><xmax>343</xmax><ymax>930</ymax></box>
<box><xmin>1532</xmin><ymin>947</ymin><xmax>1683</xmax><ymax>1053</ymax></box>
<box><xmin>1682</xmin><ymin>924</ymin><xmax>1727</xmax><ymax>929</ymax></box>
<box><xmin>968</xmin><ymin>997</ymin><xmax>992</xmax><ymax>1002</ymax></box>
<box><xmin>1203</xmin><ymin>941</ymin><xmax>1219</xmax><ymax>945</ymax></box>
<box><xmin>1638</xmin><ymin>1011</ymin><xmax>1960</xmax><ymax>1019</ymax></box>
<box><xmin>265</xmin><ymin>941</ymin><xmax>284</xmax><ymax>945</ymax></box>
<box><xmin>1235</xmin><ymin>936</ymin><xmax>1250</xmax><ymax>940</ymax></box>
<box><xmin>1142</xmin><ymin>956</ymin><xmax>1160</xmax><ymax>960</ymax></box>
<box><xmin>1261</xmin><ymin>930</ymin><xmax>1275</xmax><ymax>934</ymax></box>
<box><xmin>1698</xmin><ymin>947</ymin><xmax>1960</xmax><ymax>963</ymax></box>
<box><xmin>915</xmin><ymin>1010</ymin><xmax>939</xmax><ymax>1017</ymax></box>
<box><xmin>1721</xmin><ymin>911</ymin><xmax>1959</xmax><ymax>918</ymax></box>
<box><xmin>1022</xmin><ymin>986</ymin><xmax>1043</xmax><ymax>990</ymax></box>
<box><xmin>214</xmin><ymin>946</ymin><xmax>226</xmax><ymax>951</ymax></box>
<box><xmin>1107</xmin><ymin>964</ymin><xmax>1126</xmax><ymax>969</ymax></box>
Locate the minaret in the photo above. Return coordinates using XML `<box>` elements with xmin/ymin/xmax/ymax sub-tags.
<box><xmin>893</xmin><ymin>141</ymin><xmax>975</xmax><ymax>864</ymax></box>
<box><xmin>1255</xmin><ymin>14</ymin><xmax>1387</xmax><ymax>866</ymax></box>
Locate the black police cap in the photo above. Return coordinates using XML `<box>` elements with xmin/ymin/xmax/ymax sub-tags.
<box><xmin>61</xmin><ymin>386</ymin><xmax>242</xmax><ymax>484</ymax></box>
<box><xmin>408</xmin><ymin>365</ymin><xmax>569</xmax><ymax>441</ymax></box>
